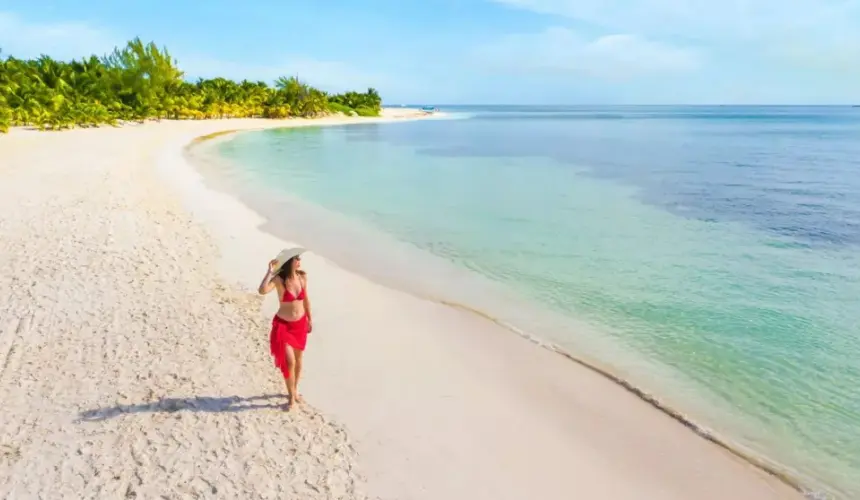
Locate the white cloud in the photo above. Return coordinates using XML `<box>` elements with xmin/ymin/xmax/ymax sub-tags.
<box><xmin>490</xmin><ymin>0</ymin><xmax>860</xmax><ymax>42</ymax></box>
<box><xmin>765</xmin><ymin>32</ymin><xmax>860</xmax><ymax>77</ymax></box>
<box><xmin>473</xmin><ymin>27</ymin><xmax>698</xmax><ymax>80</ymax></box>
<box><xmin>487</xmin><ymin>0</ymin><xmax>860</xmax><ymax>76</ymax></box>
<box><xmin>0</xmin><ymin>12</ymin><xmax>121</xmax><ymax>60</ymax></box>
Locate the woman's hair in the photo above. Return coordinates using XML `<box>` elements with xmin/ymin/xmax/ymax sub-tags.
<box><xmin>276</xmin><ymin>257</ymin><xmax>296</xmax><ymax>280</ymax></box>
<box><xmin>276</xmin><ymin>257</ymin><xmax>306</xmax><ymax>280</ymax></box>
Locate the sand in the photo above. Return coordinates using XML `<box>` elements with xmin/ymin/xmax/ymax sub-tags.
<box><xmin>0</xmin><ymin>110</ymin><xmax>805</xmax><ymax>499</ymax></box>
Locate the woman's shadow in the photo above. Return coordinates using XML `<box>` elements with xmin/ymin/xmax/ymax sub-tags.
<box><xmin>78</xmin><ymin>394</ymin><xmax>288</xmax><ymax>422</ymax></box>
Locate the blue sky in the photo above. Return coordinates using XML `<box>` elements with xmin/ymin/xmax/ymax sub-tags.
<box><xmin>1</xmin><ymin>0</ymin><xmax>859</xmax><ymax>104</ymax></box>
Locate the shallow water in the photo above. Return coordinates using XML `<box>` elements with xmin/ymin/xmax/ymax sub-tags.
<box><xmin>200</xmin><ymin>106</ymin><xmax>860</xmax><ymax>498</ymax></box>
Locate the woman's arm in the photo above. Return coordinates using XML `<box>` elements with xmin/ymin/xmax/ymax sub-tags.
<box><xmin>302</xmin><ymin>274</ymin><xmax>313</xmax><ymax>332</ymax></box>
<box><xmin>257</xmin><ymin>260</ymin><xmax>279</xmax><ymax>295</ymax></box>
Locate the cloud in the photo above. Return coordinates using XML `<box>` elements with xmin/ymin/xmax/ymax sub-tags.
<box><xmin>489</xmin><ymin>0</ymin><xmax>860</xmax><ymax>42</ymax></box>
<box><xmin>765</xmin><ymin>33</ymin><xmax>860</xmax><ymax>77</ymax></box>
<box><xmin>0</xmin><ymin>12</ymin><xmax>400</xmax><ymax>95</ymax></box>
<box><xmin>487</xmin><ymin>0</ymin><xmax>860</xmax><ymax>77</ymax></box>
<box><xmin>472</xmin><ymin>27</ymin><xmax>698</xmax><ymax>80</ymax></box>
<box><xmin>0</xmin><ymin>12</ymin><xmax>121</xmax><ymax>60</ymax></box>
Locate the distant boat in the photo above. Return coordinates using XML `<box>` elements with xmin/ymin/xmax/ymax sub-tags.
<box><xmin>421</xmin><ymin>106</ymin><xmax>439</xmax><ymax>114</ymax></box>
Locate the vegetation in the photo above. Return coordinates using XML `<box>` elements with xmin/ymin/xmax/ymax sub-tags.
<box><xmin>0</xmin><ymin>38</ymin><xmax>383</xmax><ymax>133</ymax></box>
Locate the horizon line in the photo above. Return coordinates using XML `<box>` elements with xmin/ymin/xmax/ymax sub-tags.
<box><xmin>393</xmin><ymin>103</ymin><xmax>859</xmax><ymax>107</ymax></box>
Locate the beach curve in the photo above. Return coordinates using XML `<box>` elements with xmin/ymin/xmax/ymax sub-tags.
<box><xmin>179</xmin><ymin>119</ymin><xmax>811</xmax><ymax>499</ymax></box>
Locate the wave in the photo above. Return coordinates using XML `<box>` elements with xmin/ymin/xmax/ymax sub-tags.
<box><xmin>427</xmin><ymin>111</ymin><xmax>476</xmax><ymax>121</ymax></box>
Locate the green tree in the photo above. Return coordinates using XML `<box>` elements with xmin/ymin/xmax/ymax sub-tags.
<box><xmin>0</xmin><ymin>39</ymin><xmax>384</xmax><ymax>133</ymax></box>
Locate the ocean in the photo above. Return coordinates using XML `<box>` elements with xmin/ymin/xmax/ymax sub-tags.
<box><xmin>194</xmin><ymin>106</ymin><xmax>860</xmax><ymax>498</ymax></box>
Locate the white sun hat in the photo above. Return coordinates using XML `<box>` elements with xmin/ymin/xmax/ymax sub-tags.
<box><xmin>271</xmin><ymin>247</ymin><xmax>306</xmax><ymax>274</ymax></box>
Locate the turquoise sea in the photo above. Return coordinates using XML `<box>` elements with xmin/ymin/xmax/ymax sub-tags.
<box><xmin>197</xmin><ymin>106</ymin><xmax>860</xmax><ymax>498</ymax></box>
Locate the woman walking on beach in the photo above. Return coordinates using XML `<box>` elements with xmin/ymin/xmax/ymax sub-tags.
<box><xmin>258</xmin><ymin>248</ymin><xmax>312</xmax><ymax>410</ymax></box>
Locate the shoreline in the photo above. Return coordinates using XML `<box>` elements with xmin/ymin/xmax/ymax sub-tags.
<box><xmin>435</xmin><ymin>300</ymin><xmax>808</xmax><ymax>492</ymax></box>
<box><xmin>0</xmin><ymin>113</ymin><xmax>812</xmax><ymax>499</ymax></box>
<box><xmin>189</xmin><ymin>123</ymin><xmax>809</xmax><ymax>493</ymax></box>
<box><xmin>185</xmin><ymin>123</ymin><xmax>816</xmax><ymax>498</ymax></box>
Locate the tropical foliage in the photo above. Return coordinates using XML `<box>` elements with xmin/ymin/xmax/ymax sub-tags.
<box><xmin>0</xmin><ymin>38</ymin><xmax>383</xmax><ymax>133</ymax></box>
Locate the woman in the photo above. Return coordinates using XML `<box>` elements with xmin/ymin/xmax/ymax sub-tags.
<box><xmin>257</xmin><ymin>248</ymin><xmax>313</xmax><ymax>410</ymax></box>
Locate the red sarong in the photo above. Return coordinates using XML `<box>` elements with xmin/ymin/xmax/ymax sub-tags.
<box><xmin>270</xmin><ymin>315</ymin><xmax>309</xmax><ymax>379</ymax></box>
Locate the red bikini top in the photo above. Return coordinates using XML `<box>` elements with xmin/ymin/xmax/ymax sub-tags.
<box><xmin>282</xmin><ymin>286</ymin><xmax>306</xmax><ymax>302</ymax></box>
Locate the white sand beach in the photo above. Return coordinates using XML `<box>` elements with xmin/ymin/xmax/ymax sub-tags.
<box><xmin>0</xmin><ymin>110</ymin><xmax>804</xmax><ymax>499</ymax></box>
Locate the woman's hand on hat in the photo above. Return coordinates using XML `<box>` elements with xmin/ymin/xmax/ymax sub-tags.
<box><xmin>268</xmin><ymin>259</ymin><xmax>279</xmax><ymax>273</ymax></box>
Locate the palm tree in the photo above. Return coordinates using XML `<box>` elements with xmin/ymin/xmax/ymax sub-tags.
<box><xmin>0</xmin><ymin>38</ymin><xmax>384</xmax><ymax>133</ymax></box>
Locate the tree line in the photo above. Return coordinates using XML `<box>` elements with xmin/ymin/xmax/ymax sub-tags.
<box><xmin>0</xmin><ymin>38</ymin><xmax>383</xmax><ymax>133</ymax></box>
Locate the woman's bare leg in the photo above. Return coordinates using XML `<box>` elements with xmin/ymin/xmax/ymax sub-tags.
<box><xmin>284</xmin><ymin>345</ymin><xmax>298</xmax><ymax>410</ymax></box>
<box><xmin>294</xmin><ymin>349</ymin><xmax>305</xmax><ymax>403</ymax></box>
